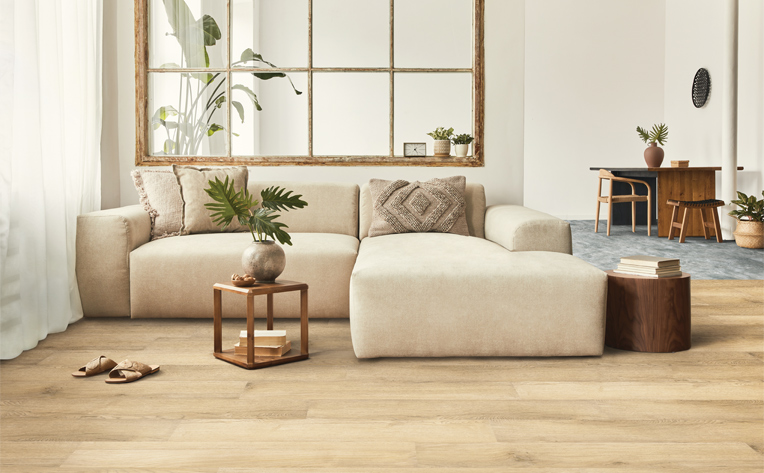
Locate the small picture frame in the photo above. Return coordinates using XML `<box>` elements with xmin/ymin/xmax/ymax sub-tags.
<box><xmin>403</xmin><ymin>142</ymin><xmax>427</xmax><ymax>157</ymax></box>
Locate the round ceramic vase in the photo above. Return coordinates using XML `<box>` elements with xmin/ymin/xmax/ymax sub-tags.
<box><xmin>454</xmin><ymin>144</ymin><xmax>469</xmax><ymax>157</ymax></box>
<box><xmin>644</xmin><ymin>143</ymin><xmax>665</xmax><ymax>167</ymax></box>
<box><xmin>241</xmin><ymin>241</ymin><xmax>286</xmax><ymax>282</ymax></box>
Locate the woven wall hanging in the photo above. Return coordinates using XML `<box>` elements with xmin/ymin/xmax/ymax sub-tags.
<box><xmin>692</xmin><ymin>68</ymin><xmax>711</xmax><ymax>108</ymax></box>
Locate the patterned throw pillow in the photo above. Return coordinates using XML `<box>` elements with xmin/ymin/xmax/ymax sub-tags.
<box><xmin>131</xmin><ymin>169</ymin><xmax>184</xmax><ymax>240</ymax></box>
<box><xmin>172</xmin><ymin>165</ymin><xmax>249</xmax><ymax>235</ymax></box>
<box><xmin>367</xmin><ymin>176</ymin><xmax>469</xmax><ymax>238</ymax></box>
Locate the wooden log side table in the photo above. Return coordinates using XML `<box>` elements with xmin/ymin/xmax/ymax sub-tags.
<box><xmin>213</xmin><ymin>280</ymin><xmax>308</xmax><ymax>369</ymax></box>
<box><xmin>605</xmin><ymin>271</ymin><xmax>691</xmax><ymax>353</ymax></box>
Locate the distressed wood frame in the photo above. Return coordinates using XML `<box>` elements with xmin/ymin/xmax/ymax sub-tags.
<box><xmin>135</xmin><ymin>0</ymin><xmax>485</xmax><ymax>167</ymax></box>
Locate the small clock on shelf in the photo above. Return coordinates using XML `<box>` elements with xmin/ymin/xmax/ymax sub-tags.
<box><xmin>403</xmin><ymin>142</ymin><xmax>426</xmax><ymax>157</ymax></box>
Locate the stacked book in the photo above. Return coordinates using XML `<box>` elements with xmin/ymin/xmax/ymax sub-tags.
<box><xmin>614</xmin><ymin>255</ymin><xmax>682</xmax><ymax>278</ymax></box>
<box><xmin>234</xmin><ymin>330</ymin><xmax>291</xmax><ymax>357</ymax></box>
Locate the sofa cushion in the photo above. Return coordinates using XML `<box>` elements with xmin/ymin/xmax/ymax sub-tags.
<box><xmin>130</xmin><ymin>169</ymin><xmax>183</xmax><ymax>240</ymax></box>
<box><xmin>172</xmin><ymin>165</ymin><xmax>249</xmax><ymax>235</ymax></box>
<box><xmin>130</xmin><ymin>232</ymin><xmax>358</xmax><ymax>318</ymax></box>
<box><xmin>247</xmin><ymin>181</ymin><xmax>359</xmax><ymax>238</ymax></box>
<box><xmin>360</xmin><ymin>182</ymin><xmax>486</xmax><ymax>239</ymax></box>
<box><xmin>367</xmin><ymin>176</ymin><xmax>469</xmax><ymax>238</ymax></box>
<box><xmin>349</xmin><ymin>233</ymin><xmax>607</xmax><ymax>358</ymax></box>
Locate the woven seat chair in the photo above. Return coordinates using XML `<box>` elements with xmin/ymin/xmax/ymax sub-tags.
<box><xmin>667</xmin><ymin>199</ymin><xmax>724</xmax><ymax>243</ymax></box>
<box><xmin>595</xmin><ymin>169</ymin><xmax>652</xmax><ymax>236</ymax></box>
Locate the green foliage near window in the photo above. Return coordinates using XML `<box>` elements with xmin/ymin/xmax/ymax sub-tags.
<box><xmin>636</xmin><ymin>123</ymin><xmax>669</xmax><ymax>146</ymax></box>
<box><xmin>152</xmin><ymin>0</ymin><xmax>302</xmax><ymax>156</ymax></box>
<box><xmin>728</xmin><ymin>191</ymin><xmax>764</xmax><ymax>222</ymax></box>
<box><xmin>203</xmin><ymin>177</ymin><xmax>308</xmax><ymax>245</ymax></box>
<box><xmin>427</xmin><ymin>127</ymin><xmax>454</xmax><ymax>141</ymax></box>
<box><xmin>451</xmin><ymin>133</ymin><xmax>474</xmax><ymax>145</ymax></box>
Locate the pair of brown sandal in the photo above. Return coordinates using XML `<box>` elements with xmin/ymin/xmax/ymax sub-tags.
<box><xmin>71</xmin><ymin>356</ymin><xmax>160</xmax><ymax>383</ymax></box>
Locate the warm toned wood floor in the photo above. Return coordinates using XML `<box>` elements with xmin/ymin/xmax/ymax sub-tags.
<box><xmin>1</xmin><ymin>280</ymin><xmax>762</xmax><ymax>472</ymax></box>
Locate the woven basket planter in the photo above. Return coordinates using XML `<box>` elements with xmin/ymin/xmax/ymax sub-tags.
<box><xmin>733</xmin><ymin>220</ymin><xmax>764</xmax><ymax>249</ymax></box>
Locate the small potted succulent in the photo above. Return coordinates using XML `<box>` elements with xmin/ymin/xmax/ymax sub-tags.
<box><xmin>728</xmin><ymin>191</ymin><xmax>764</xmax><ymax>249</ymax></box>
<box><xmin>451</xmin><ymin>133</ymin><xmax>474</xmax><ymax>158</ymax></box>
<box><xmin>427</xmin><ymin>127</ymin><xmax>454</xmax><ymax>157</ymax></box>
<box><xmin>636</xmin><ymin>123</ymin><xmax>669</xmax><ymax>167</ymax></box>
<box><xmin>204</xmin><ymin>177</ymin><xmax>308</xmax><ymax>281</ymax></box>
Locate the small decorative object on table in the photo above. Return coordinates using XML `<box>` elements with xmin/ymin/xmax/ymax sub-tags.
<box><xmin>204</xmin><ymin>178</ymin><xmax>308</xmax><ymax>282</ymax></box>
<box><xmin>234</xmin><ymin>330</ymin><xmax>291</xmax><ymax>357</ymax></box>
<box><xmin>451</xmin><ymin>133</ymin><xmax>474</xmax><ymax>158</ymax></box>
<box><xmin>230</xmin><ymin>273</ymin><xmax>256</xmax><ymax>287</ymax></box>
<box><xmin>427</xmin><ymin>127</ymin><xmax>454</xmax><ymax>156</ymax></box>
<box><xmin>614</xmin><ymin>255</ymin><xmax>681</xmax><ymax>278</ymax></box>
<box><xmin>671</xmin><ymin>160</ymin><xmax>689</xmax><ymax>168</ymax></box>
<box><xmin>728</xmin><ymin>191</ymin><xmax>764</xmax><ymax>249</ymax></box>
<box><xmin>403</xmin><ymin>142</ymin><xmax>426</xmax><ymax>157</ymax></box>
<box><xmin>636</xmin><ymin>123</ymin><xmax>668</xmax><ymax>167</ymax></box>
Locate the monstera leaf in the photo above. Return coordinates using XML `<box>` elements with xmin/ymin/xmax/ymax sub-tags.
<box><xmin>203</xmin><ymin>176</ymin><xmax>256</xmax><ymax>231</ymax></box>
<box><xmin>248</xmin><ymin>209</ymin><xmax>293</xmax><ymax>246</ymax></box>
<box><xmin>260</xmin><ymin>186</ymin><xmax>308</xmax><ymax>212</ymax></box>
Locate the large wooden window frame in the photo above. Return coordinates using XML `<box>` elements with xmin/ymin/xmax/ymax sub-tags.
<box><xmin>135</xmin><ymin>0</ymin><xmax>484</xmax><ymax>167</ymax></box>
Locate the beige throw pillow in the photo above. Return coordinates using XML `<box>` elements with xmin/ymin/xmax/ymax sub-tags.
<box><xmin>131</xmin><ymin>169</ymin><xmax>184</xmax><ymax>240</ymax></box>
<box><xmin>368</xmin><ymin>176</ymin><xmax>469</xmax><ymax>238</ymax></box>
<box><xmin>172</xmin><ymin>165</ymin><xmax>249</xmax><ymax>235</ymax></box>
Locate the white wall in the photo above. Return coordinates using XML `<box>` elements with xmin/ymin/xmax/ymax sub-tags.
<box><xmin>664</xmin><ymin>0</ymin><xmax>763</xmax><ymax>198</ymax></box>
<box><xmin>524</xmin><ymin>0</ymin><xmax>667</xmax><ymax>219</ymax></box>
<box><xmin>102</xmin><ymin>0</ymin><xmax>526</xmax><ymax>209</ymax></box>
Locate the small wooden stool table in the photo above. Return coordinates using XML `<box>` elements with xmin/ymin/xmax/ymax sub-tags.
<box><xmin>667</xmin><ymin>199</ymin><xmax>724</xmax><ymax>243</ymax></box>
<box><xmin>605</xmin><ymin>271</ymin><xmax>691</xmax><ymax>353</ymax></box>
<box><xmin>213</xmin><ymin>280</ymin><xmax>308</xmax><ymax>369</ymax></box>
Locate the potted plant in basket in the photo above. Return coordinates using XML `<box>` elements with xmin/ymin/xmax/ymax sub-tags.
<box><xmin>451</xmin><ymin>133</ymin><xmax>474</xmax><ymax>158</ymax></box>
<box><xmin>728</xmin><ymin>191</ymin><xmax>764</xmax><ymax>249</ymax></box>
<box><xmin>427</xmin><ymin>127</ymin><xmax>454</xmax><ymax>157</ymax></box>
<box><xmin>204</xmin><ymin>178</ymin><xmax>308</xmax><ymax>282</ymax></box>
<box><xmin>636</xmin><ymin>123</ymin><xmax>669</xmax><ymax>167</ymax></box>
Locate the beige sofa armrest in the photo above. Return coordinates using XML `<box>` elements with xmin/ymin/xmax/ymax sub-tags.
<box><xmin>484</xmin><ymin>205</ymin><xmax>572</xmax><ymax>254</ymax></box>
<box><xmin>76</xmin><ymin>205</ymin><xmax>151</xmax><ymax>317</ymax></box>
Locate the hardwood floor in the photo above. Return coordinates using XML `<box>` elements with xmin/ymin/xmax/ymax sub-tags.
<box><xmin>1</xmin><ymin>280</ymin><xmax>762</xmax><ymax>472</ymax></box>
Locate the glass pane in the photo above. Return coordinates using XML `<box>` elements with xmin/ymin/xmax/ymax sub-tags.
<box><xmin>394</xmin><ymin>0</ymin><xmax>472</xmax><ymax>68</ymax></box>
<box><xmin>231</xmin><ymin>0</ymin><xmax>308</xmax><ymax>69</ymax></box>
<box><xmin>313</xmin><ymin>73</ymin><xmax>389</xmax><ymax>156</ymax></box>
<box><xmin>149</xmin><ymin>0</ymin><xmax>228</xmax><ymax>69</ymax></box>
<box><xmin>394</xmin><ymin>73</ymin><xmax>472</xmax><ymax>156</ymax></box>
<box><xmin>231</xmin><ymin>72</ymin><xmax>308</xmax><ymax>156</ymax></box>
<box><xmin>148</xmin><ymin>72</ymin><xmax>228</xmax><ymax>156</ymax></box>
<box><xmin>313</xmin><ymin>0</ymin><xmax>389</xmax><ymax>68</ymax></box>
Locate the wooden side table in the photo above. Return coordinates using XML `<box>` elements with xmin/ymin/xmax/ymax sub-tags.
<box><xmin>605</xmin><ymin>271</ymin><xmax>691</xmax><ymax>353</ymax></box>
<box><xmin>213</xmin><ymin>280</ymin><xmax>308</xmax><ymax>369</ymax></box>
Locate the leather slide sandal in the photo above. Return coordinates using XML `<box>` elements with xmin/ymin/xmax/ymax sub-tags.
<box><xmin>105</xmin><ymin>359</ymin><xmax>160</xmax><ymax>384</ymax></box>
<box><xmin>72</xmin><ymin>356</ymin><xmax>118</xmax><ymax>377</ymax></box>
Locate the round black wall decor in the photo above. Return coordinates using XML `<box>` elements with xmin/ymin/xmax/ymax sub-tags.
<box><xmin>692</xmin><ymin>68</ymin><xmax>711</xmax><ymax>108</ymax></box>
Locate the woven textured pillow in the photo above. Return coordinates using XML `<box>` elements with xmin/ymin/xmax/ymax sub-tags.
<box><xmin>367</xmin><ymin>176</ymin><xmax>469</xmax><ymax>238</ymax></box>
<box><xmin>131</xmin><ymin>169</ymin><xmax>183</xmax><ymax>240</ymax></box>
<box><xmin>172</xmin><ymin>165</ymin><xmax>249</xmax><ymax>235</ymax></box>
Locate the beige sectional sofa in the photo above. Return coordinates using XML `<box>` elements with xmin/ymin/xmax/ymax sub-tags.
<box><xmin>76</xmin><ymin>180</ymin><xmax>607</xmax><ymax>357</ymax></box>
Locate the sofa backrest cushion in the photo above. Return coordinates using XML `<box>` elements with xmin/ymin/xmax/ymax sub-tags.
<box><xmin>247</xmin><ymin>181</ymin><xmax>360</xmax><ymax>238</ymax></box>
<box><xmin>360</xmin><ymin>181</ymin><xmax>485</xmax><ymax>239</ymax></box>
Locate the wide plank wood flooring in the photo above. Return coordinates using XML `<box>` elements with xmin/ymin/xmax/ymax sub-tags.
<box><xmin>1</xmin><ymin>279</ymin><xmax>762</xmax><ymax>472</ymax></box>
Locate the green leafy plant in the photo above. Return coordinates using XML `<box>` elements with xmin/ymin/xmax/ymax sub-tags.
<box><xmin>636</xmin><ymin>123</ymin><xmax>669</xmax><ymax>145</ymax></box>
<box><xmin>427</xmin><ymin>127</ymin><xmax>454</xmax><ymax>141</ymax></box>
<box><xmin>451</xmin><ymin>133</ymin><xmax>474</xmax><ymax>145</ymax></box>
<box><xmin>204</xmin><ymin>177</ymin><xmax>308</xmax><ymax>245</ymax></box>
<box><xmin>152</xmin><ymin>0</ymin><xmax>302</xmax><ymax>156</ymax></box>
<box><xmin>728</xmin><ymin>191</ymin><xmax>764</xmax><ymax>222</ymax></box>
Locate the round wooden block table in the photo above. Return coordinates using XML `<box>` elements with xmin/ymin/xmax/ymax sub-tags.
<box><xmin>605</xmin><ymin>271</ymin><xmax>691</xmax><ymax>353</ymax></box>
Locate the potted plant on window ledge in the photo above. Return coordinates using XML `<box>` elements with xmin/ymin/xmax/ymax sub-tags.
<box><xmin>452</xmin><ymin>133</ymin><xmax>474</xmax><ymax>158</ymax></box>
<box><xmin>729</xmin><ymin>191</ymin><xmax>764</xmax><ymax>249</ymax></box>
<box><xmin>204</xmin><ymin>178</ymin><xmax>308</xmax><ymax>282</ymax></box>
<box><xmin>427</xmin><ymin>127</ymin><xmax>455</xmax><ymax>157</ymax></box>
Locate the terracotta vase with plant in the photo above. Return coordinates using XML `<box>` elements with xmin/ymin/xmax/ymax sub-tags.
<box><xmin>204</xmin><ymin>178</ymin><xmax>308</xmax><ymax>282</ymax></box>
<box><xmin>452</xmin><ymin>133</ymin><xmax>474</xmax><ymax>158</ymax></box>
<box><xmin>427</xmin><ymin>127</ymin><xmax>454</xmax><ymax>156</ymax></box>
<box><xmin>728</xmin><ymin>191</ymin><xmax>764</xmax><ymax>249</ymax></box>
<box><xmin>636</xmin><ymin>123</ymin><xmax>669</xmax><ymax>167</ymax></box>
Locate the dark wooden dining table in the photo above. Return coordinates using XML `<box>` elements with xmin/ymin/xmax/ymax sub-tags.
<box><xmin>590</xmin><ymin>166</ymin><xmax>744</xmax><ymax>237</ymax></box>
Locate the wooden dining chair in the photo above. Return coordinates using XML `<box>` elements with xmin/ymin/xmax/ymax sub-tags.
<box><xmin>595</xmin><ymin>169</ymin><xmax>652</xmax><ymax>236</ymax></box>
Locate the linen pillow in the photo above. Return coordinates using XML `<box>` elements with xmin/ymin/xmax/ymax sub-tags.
<box><xmin>172</xmin><ymin>165</ymin><xmax>249</xmax><ymax>235</ymax></box>
<box><xmin>367</xmin><ymin>176</ymin><xmax>469</xmax><ymax>238</ymax></box>
<box><xmin>131</xmin><ymin>169</ymin><xmax>184</xmax><ymax>240</ymax></box>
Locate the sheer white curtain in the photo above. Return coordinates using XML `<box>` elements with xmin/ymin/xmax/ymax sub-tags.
<box><xmin>0</xmin><ymin>0</ymin><xmax>102</xmax><ymax>359</ymax></box>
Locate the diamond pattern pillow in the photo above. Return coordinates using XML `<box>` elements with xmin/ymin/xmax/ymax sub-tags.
<box><xmin>367</xmin><ymin>176</ymin><xmax>469</xmax><ymax>238</ymax></box>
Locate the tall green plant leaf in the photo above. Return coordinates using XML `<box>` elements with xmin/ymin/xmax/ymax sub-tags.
<box><xmin>649</xmin><ymin>123</ymin><xmax>669</xmax><ymax>145</ymax></box>
<box><xmin>248</xmin><ymin>209</ymin><xmax>293</xmax><ymax>245</ymax></box>
<box><xmin>252</xmin><ymin>72</ymin><xmax>303</xmax><ymax>95</ymax></box>
<box><xmin>636</xmin><ymin>126</ymin><xmax>650</xmax><ymax>143</ymax></box>
<box><xmin>232</xmin><ymin>84</ymin><xmax>262</xmax><ymax>111</ymax></box>
<box><xmin>260</xmin><ymin>186</ymin><xmax>308</xmax><ymax>212</ymax></box>
<box><xmin>232</xmin><ymin>101</ymin><xmax>245</xmax><ymax>123</ymax></box>
<box><xmin>203</xmin><ymin>177</ymin><xmax>256</xmax><ymax>231</ymax></box>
